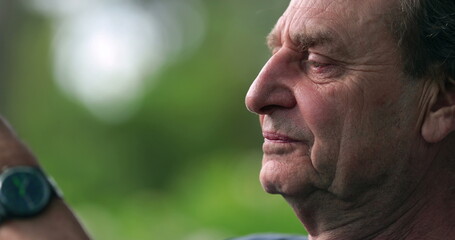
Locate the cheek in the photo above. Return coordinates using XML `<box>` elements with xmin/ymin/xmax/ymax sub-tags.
<box><xmin>297</xmin><ymin>85</ymin><xmax>341</xmax><ymax>129</ymax></box>
<box><xmin>295</xmin><ymin>84</ymin><xmax>346</xmax><ymax>179</ymax></box>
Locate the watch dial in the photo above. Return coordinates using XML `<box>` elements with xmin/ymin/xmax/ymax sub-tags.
<box><xmin>0</xmin><ymin>170</ymin><xmax>51</xmax><ymax>216</ymax></box>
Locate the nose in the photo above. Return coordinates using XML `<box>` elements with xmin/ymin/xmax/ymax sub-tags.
<box><xmin>245</xmin><ymin>53</ymin><xmax>297</xmax><ymax>115</ymax></box>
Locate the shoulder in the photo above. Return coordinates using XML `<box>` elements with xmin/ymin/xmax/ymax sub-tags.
<box><xmin>227</xmin><ymin>234</ymin><xmax>308</xmax><ymax>240</ymax></box>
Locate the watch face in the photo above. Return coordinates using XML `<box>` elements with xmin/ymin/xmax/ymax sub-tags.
<box><xmin>0</xmin><ymin>167</ymin><xmax>51</xmax><ymax>217</ymax></box>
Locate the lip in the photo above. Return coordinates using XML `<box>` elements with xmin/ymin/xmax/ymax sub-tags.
<box><xmin>262</xmin><ymin>131</ymin><xmax>300</xmax><ymax>143</ymax></box>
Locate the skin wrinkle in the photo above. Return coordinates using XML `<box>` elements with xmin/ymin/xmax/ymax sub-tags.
<box><xmin>305</xmin><ymin>82</ymin><xmax>337</xmax><ymax>181</ymax></box>
<box><xmin>246</xmin><ymin>0</ymin><xmax>455</xmax><ymax>239</ymax></box>
<box><xmin>328</xmin><ymin>79</ymin><xmax>364</xmax><ymax>195</ymax></box>
<box><xmin>336</xmin><ymin>66</ymin><xmax>405</xmax><ymax>197</ymax></box>
<box><xmin>268</xmin><ymin>4</ymin><xmax>401</xmax><ymax>75</ymax></box>
<box><xmin>380</xmin><ymin>142</ymin><xmax>448</xmax><ymax>240</ymax></box>
<box><xmin>365</xmin><ymin>153</ymin><xmax>429</xmax><ymax>240</ymax></box>
<box><xmin>330</xmin><ymin>0</ymin><xmax>404</xmax><ymax>197</ymax></box>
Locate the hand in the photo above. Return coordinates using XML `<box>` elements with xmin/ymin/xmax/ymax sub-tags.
<box><xmin>0</xmin><ymin>117</ymin><xmax>91</xmax><ymax>240</ymax></box>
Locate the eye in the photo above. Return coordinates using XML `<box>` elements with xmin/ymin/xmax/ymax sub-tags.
<box><xmin>305</xmin><ymin>60</ymin><xmax>333</xmax><ymax>72</ymax></box>
<box><xmin>301</xmin><ymin>53</ymin><xmax>343</xmax><ymax>80</ymax></box>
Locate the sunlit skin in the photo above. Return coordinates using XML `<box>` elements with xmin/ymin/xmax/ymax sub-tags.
<box><xmin>246</xmin><ymin>0</ymin><xmax>455</xmax><ymax>239</ymax></box>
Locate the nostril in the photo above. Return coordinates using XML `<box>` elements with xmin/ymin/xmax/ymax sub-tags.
<box><xmin>259</xmin><ymin>105</ymin><xmax>283</xmax><ymax>114</ymax></box>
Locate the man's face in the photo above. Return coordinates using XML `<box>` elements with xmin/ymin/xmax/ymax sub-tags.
<box><xmin>246</xmin><ymin>0</ymin><xmax>426</xmax><ymax>199</ymax></box>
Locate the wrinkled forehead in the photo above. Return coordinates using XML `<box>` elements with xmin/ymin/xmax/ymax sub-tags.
<box><xmin>286</xmin><ymin>0</ymin><xmax>398</xmax><ymax>16</ymax></box>
<box><xmin>271</xmin><ymin>0</ymin><xmax>399</xmax><ymax>50</ymax></box>
<box><xmin>285</xmin><ymin>0</ymin><xmax>396</xmax><ymax>26</ymax></box>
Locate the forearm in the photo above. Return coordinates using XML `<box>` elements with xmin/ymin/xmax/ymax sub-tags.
<box><xmin>0</xmin><ymin>117</ymin><xmax>91</xmax><ymax>239</ymax></box>
<box><xmin>0</xmin><ymin>198</ymin><xmax>91</xmax><ymax>240</ymax></box>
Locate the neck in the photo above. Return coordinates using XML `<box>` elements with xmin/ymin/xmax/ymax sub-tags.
<box><xmin>286</xmin><ymin>157</ymin><xmax>455</xmax><ymax>240</ymax></box>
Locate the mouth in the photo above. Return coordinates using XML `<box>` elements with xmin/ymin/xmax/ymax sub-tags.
<box><xmin>262</xmin><ymin>131</ymin><xmax>300</xmax><ymax>143</ymax></box>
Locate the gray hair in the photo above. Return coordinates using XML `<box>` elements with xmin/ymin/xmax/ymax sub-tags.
<box><xmin>391</xmin><ymin>0</ymin><xmax>455</xmax><ymax>84</ymax></box>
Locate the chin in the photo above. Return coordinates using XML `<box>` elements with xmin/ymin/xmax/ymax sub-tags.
<box><xmin>260</xmin><ymin>176</ymin><xmax>281</xmax><ymax>194</ymax></box>
<box><xmin>259</xmin><ymin>161</ymin><xmax>315</xmax><ymax>197</ymax></box>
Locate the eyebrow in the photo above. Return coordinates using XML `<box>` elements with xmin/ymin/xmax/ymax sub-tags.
<box><xmin>266</xmin><ymin>28</ymin><xmax>336</xmax><ymax>52</ymax></box>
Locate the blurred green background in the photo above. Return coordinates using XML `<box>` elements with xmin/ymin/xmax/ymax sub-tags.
<box><xmin>0</xmin><ymin>0</ymin><xmax>307</xmax><ymax>239</ymax></box>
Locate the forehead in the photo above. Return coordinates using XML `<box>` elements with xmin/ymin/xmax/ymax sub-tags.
<box><xmin>268</xmin><ymin>0</ymin><xmax>398</xmax><ymax>53</ymax></box>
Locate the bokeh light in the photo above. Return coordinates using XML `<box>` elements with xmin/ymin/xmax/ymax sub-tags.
<box><xmin>25</xmin><ymin>0</ymin><xmax>206</xmax><ymax>123</ymax></box>
<box><xmin>3</xmin><ymin>0</ymin><xmax>306</xmax><ymax>239</ymax></box>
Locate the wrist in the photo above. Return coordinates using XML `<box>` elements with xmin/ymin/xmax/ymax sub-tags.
<box><xmin>0</xmin><ymin>166</ymin><xmax>60</xmax><ymax>223</ymax></box>
<box><xmin>0</xmin><ymin>198</ymin><xmax>91</xmax><ymax>240</ymax></box>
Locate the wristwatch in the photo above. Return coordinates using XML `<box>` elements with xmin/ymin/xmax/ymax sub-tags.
<box><xmin>0</xmin><ymin>166</ymin><xmax>61</xmax><ymax>222</ymax></box>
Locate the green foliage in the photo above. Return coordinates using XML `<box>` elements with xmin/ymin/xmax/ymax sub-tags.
<box><xmin>2</xmin><ymin>0</ymin><xmax>307</xmax><ymax>239</ymax></box>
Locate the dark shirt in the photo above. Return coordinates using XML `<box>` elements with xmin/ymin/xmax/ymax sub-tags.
<box><xmin>227</xmin><ymin>234</ymin><xmax>308</xmax><ymax>240</ymax></box>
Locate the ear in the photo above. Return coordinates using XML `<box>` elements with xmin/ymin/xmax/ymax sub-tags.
<box><xmin>422</xmin><ymin>82</ymin><xmax>455</xmax><ymax>143</ymax></box>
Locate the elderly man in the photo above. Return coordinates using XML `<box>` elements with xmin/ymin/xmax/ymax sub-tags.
<box><xmin>240</xmin><ymin>0</ymin><xmax>455</xmax><ymax>239</ymax></box>
<box><xmin>0</xmin><ymin>0</ymin><xmax>453</xmax><ymax>239</ymax></box>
